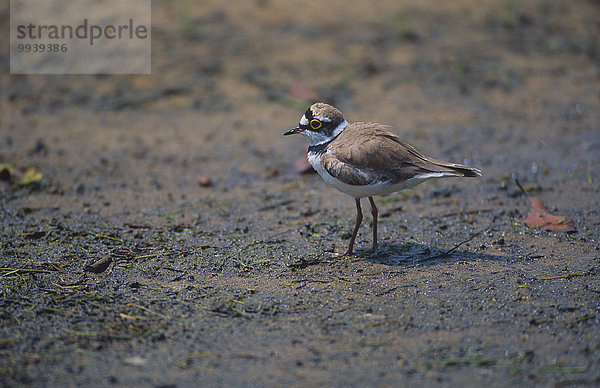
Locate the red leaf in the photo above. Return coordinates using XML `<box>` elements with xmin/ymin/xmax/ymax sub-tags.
<box><xmin>293</xmin><ymin>146</ymin><xmax>315</xmax><ymax>174</ymax></box>
<box><xmin>523</xmin><ymin>196</ymin><xmax>575</xmax><ymax>232</ymax></box>
<box><xmin>294</xmin><ymin>155</ymin><xmax>314</xmax><ymax>174</ymax></box>
<box><xmin>289</xmin><ymin>83</ymin><xmax>320</xmax><ymax>102</ymax></box>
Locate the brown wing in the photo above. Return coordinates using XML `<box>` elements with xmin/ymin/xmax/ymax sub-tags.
<box><xmin>323</xmin><ymin>122</ymin><xmax>481</xmax><ymax>186</ymax></box>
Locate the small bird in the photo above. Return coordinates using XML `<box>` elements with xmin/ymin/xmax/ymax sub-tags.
<box><xmin>284</xmin><ymin>102</ymin><xmax>481</xmax><ymax>256</ymax></box>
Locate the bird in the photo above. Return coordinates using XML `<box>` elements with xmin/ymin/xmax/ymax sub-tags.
<box><xmin>284</xmin><ymin>102</ymin><xmax>481</xmax><ymax>257</ymax></box>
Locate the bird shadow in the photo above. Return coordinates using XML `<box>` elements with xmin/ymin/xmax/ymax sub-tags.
<box><xmin>357</xmin><ymin>242</ymin><xmax>518</xmax><ymax>267</ymax></box>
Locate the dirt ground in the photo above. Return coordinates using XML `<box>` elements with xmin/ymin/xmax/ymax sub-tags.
<box><xmin>1</xmin><ymin>0</ymin><xmax>600</xmax><ymax>386</ymax></box>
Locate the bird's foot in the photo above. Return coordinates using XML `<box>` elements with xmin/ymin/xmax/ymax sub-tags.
<box><xmin>332</xmin><ymin>251</ymin><xmax>351</xmax><ymax>258</ymax></box>
<box><xmin>367</xmin><ymin>245</ymin><xmax>379</xmax><ymax>257</ymax></box>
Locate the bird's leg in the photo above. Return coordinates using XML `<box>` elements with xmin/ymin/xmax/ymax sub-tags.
<box><xmin>342</xmin><ymin>198</ymin><xmax>363</xmax><ymax>256</ymax></box>
<box><xmin>368</xmin><ymin>196</ymin><xmax>378</xmax><ymax>254</ymax></box>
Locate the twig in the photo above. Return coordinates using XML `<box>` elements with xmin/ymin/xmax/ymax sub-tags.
<box><xmin>442</xmin><ymin>208</ymin><xmax>493</xmax><ymax>217</ymax></box>
<box><xmin>422</xmin><ymin>230</ymin><xmax>483</xmax><ymax>261</ymax></box>
<box><xmin>127</xmin><ymin>303</ymin><xmax>167</xmax><ymax>318</ymax></box>
<box><xmin>1</xmin><ymin>268</ymin><xmax>56</xmax><ymax>276</ymax></box>
<box><xmin>540</xmin><ymin>273</ymin><xmax>583</xmax><ymax>281</ymax></box>
<box><xmin>445</xmin><ymin>230</ymin><xmax>482</xmax><ymax>255</ymax></box>
<box><xmin>329</xmin><ymin>275</ymin><xmax>354</xmax><ymax>284</ymax></box>
<box><xmin>132</xmin><ymin>251</ymin><xmax>180</xmax><ymax>260</ymax></box>
<box><xmin>161</xmin><ymin>266</ymin><xmax>185</xmax><ymax>273</ymax></box>
<box><xmin>92</xmin><ymin>233</ymin><xmax>123</xmax><ymax>242</ymax></box>
<box><xmin>515</xmin><ymin>178</ymin><xmax>528</xmax><ymax>197</ymax></box>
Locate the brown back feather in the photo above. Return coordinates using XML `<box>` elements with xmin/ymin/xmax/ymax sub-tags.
<box><xmin>323</xmin><ymin>122</ymin><xmax>481</xmax><ymax>185</ymax></box>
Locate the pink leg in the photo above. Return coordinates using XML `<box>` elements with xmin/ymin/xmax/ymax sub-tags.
<box><xmin>342</xmin><ymin>198</ymin><xmax>363</xmax><ymax>256</ymax></box>
<box><xmin>368</xmin><ymin>196</ymin><xmax>378</xmax><ymax>254</ymax></box>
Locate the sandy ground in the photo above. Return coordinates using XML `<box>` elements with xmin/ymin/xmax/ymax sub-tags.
<box><xmin>1</xmin><ymin>0</ymin><xmax>600</xmax><ymax>386</ymax></box>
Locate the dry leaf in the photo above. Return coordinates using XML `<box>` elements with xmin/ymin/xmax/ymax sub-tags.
<box><xmin>16</xmin><ymin>166</ymin><xmax>43</xmax><ymax>186</ymax></box>
<box><xmin>0</xmin><ymin>163</ymin><xmax>43</xmax><ymax>186</ymax></box>
<box><xmin>523</xmin><ymin>196</ymin><xmax>576</xmax><ymax>233</ymax></box>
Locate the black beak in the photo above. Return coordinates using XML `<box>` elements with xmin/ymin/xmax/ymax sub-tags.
<box><xmin>284</xmin><ymin>125</ymin><xmax>303</xmax><ymax>136</ymax></box>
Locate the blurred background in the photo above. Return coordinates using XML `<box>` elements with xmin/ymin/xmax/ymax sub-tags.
<box><xmin>3</xmin><ymin>0</ymin><xmax>599</xmax><ymax>119</ymax></box>
<box><xmin>1</xmin><ymin>0</ymin><xmax>598</xmax><ymax>220</ymax></box>
<box><xmin>2</xmin><ymin>0</ymin><xmax>599</xmax><ymax>210</ymax></box>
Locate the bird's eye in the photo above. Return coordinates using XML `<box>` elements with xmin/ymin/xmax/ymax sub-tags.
<box><xmin>310</xmin><ymin>119</ymin><xmax>322</xmax><ymax>130</ymax></box>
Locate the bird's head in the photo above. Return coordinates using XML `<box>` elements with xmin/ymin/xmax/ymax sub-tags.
<box><xmin>284</xmin><ymin>102</ymin><xmax>348</xmax><ymax>146</ymax></box>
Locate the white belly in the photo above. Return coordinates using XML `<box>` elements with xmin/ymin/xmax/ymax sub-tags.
<box><xmin>308</xmin><ymin>152</ymin><xmax>439</xmax><ymax>198</ymax></box>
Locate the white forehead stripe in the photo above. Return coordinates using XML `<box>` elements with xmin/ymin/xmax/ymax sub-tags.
<box><xmin>300</xmin><ymin>115</ymin><xmax>308</xmax><ymax>126</ymax></box>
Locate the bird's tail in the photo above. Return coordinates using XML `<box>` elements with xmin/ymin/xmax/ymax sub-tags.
<box><xmin>426</xmin><ymin>158</ymin><xmax>482</xmax><ymax>178</ymax></box>
<box><xmin>402</xmin><ymin>141</ymin><xmax>482</xmax><ymax>178</ymax></box>
<box><xmin>448</xmin><ymin>164</ymin><xmax>482</xmax><ymax>177</ymax></box>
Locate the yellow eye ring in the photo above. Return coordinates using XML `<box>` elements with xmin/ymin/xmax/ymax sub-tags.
<box><xmin>310</xmin><ymin>119</ymin><xmax>322</xmax><ymax>130</ymax></box>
